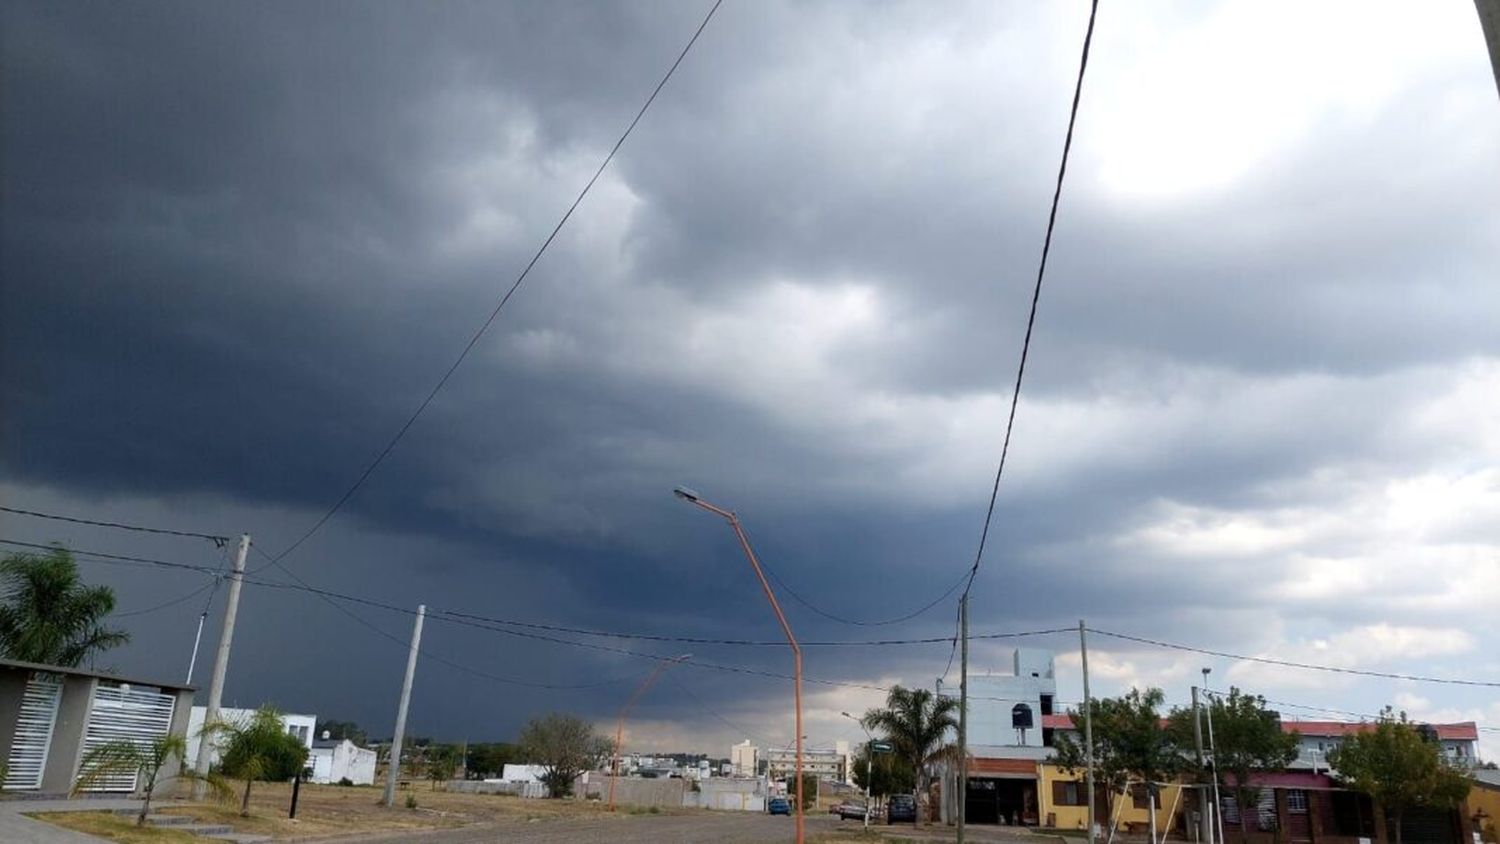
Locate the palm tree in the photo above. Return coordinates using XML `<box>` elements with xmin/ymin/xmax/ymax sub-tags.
<box><xmin>863</xmin><ymin>685</ymin><xmax>959</xmax><ymax>827</ymax></box>
<box><xmin>0</xmin><ymin>548</ymin><xmax>129</xmax><ymax>667</ymax></box>
<box><xmin>73</xmin><ymin>735</ymin><xmax>231</xmax><ymax>826</ymax></box>
<box><xmin>204</xmin><ymin>706</ymin><xmax>309</xmax><ymax>816</ymax></box>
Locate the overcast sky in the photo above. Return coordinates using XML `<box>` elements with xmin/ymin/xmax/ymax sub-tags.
<box><xmin>2</xmin><ymin>0</ymin><xmax>1497</xmax><ymax>760</ymax></box>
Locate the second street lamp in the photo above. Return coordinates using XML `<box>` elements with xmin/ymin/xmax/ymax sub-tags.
<box><xmin>842</xmin><ymin>711</ymin><xmax>874</xmax><ymax>831</ymax></box>
<box><xmin>674</xmin><ymin>486</ymin><xmax>804</xmax><ymax>844</ymax></box>
<box><xmin>609</xmin><ymin>654</ymin><xmax>691</xmax><ymax>812</ymax></box>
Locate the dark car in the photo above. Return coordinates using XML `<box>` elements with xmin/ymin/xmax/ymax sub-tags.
<box><xmin>767</xmin><ymin>797</ymin><xmax>792</xmax><ymax>816</ymax></box>
<box><xmin>835</xmin><ymin>801</ymin><xmax>871</xmax><ymax>820</ymax></box>
<box><xmin>886</xmin><ymin>794</ymin><xmax>917</xmax><ymax>824</ymax></box>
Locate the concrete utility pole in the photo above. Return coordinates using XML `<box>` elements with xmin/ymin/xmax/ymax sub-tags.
<box><xmin>1203</xmin><ymin>668</ymin><xmax>1225</xmax><ymax>844</ymax></box>
<box><xmin>193</xmin><ymin>533</ymin><xmax>249</xmax><ymax>797</ymax></box>
<box><xmin>1080</xmin><ymin>620</ymin><xmax>1097</xmax><ymax>844</ymax></box>
<box><xmin>1477</xmin><ymin>0</ymin><xmax>1500</xmax><ymax>98</ymax></box>
<box><xmin>957</xmin><ymin>593</ymin><xmax>969</xmax><ymax>842</ymax></box>
<box><xmin>1191</xmin><ymin>686</ymin><xmax>1214</xmax><ymax>844</ymax></box>
<box><xmin>383</xmin><ymin>604</ymin><xmax>425</xmax><ymax>808</ymax></box>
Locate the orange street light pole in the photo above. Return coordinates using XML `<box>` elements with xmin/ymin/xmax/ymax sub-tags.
<box><xmin>609</xmin><ymin>654</ymin><xmax>691</xmax><ymax>812</ymax></box>
<box><xmin>674</xmin><ymin>487</ymin><xmax>804</xmax><ymax>844</ymax></box>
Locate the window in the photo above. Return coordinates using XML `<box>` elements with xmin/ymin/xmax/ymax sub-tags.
<box><xmin>1040</xmin><ymin>695</ymin><xmax>1055</xmax><ymax>716</ymax></box>
<box><xmin>1287</xmin><ymin>790</ymin><xmax>1308</xmax><ymax>814</ymax></box>
<box><xmin>1256</xmin><ymin>790</ymin><xmax>1278</xmax><ymax>831</ymax></box>
<box><xmin>1012</xmin><ymin>704</ymin><xmax>1034</xmax><ymax>730</ymax></box>
<box><xmin>1052</xmin><ymin>781</ymin><xmax>1085</xmax><ymax>806</ymax></box>
<box><xmin>1220</xmin><ymin>796</ymin><xmax>1241</xmax><ymax>825</ymax></box>
<box><xmin>1132</xmin><ymin>784</ymin><xmax>1151</xmax><ymax>810</ymax></box>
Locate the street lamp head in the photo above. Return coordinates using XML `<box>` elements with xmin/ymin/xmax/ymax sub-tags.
<box><xmin>672</xmin><ymin>486</ymin><xmax>701</xmax><ymax>502</ymax></box>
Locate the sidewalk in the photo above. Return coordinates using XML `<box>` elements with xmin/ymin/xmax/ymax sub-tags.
<box><xmin>0</xmin><ymin>797</ymin><xmax>144</xmax><ymax>842</ymax></box>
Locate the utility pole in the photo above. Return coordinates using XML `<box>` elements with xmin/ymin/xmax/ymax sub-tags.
<box><xmin>957</xmin><ymin>594</ymin><xmax>969</xmax><ymax>842</ymax></box>
<box><xmin>1080</xmin><ymin>620</ymin><xmax>1097</xmax><ymax>844</ymax></box>
<box><xmin>193</xmin><ymin>533</ymin><xmax>249</xmax><ymax>798</ymax></box>
<box><xmin>383</xmin><ymin>604</ymin><xmax>425</xmax><ymax>808</ymax></box>
<box><xmin>1202</xmin><ymin>668</ymin><xmax>1225</xmax><ymax>844</ymax></box>
<box><xmin>1477</xmin><ymin>0</ymin><xmax>1500</xmax><ymax>98</ymax></box>
<box><xmin>1191</xmin><ymin>686</ymin><xmax>1214</xmax><ymax>844</ymax></box>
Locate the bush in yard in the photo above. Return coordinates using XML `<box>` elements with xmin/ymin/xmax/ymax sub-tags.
<box><xmin>518</xmin><ymin>712</ymin><xmax>610</xmax><ymax>798</ymax></box>
<box><xmin>205</xmin><ymin>705</ymin><xmax>310</xmax><ymax>816</ymax></box>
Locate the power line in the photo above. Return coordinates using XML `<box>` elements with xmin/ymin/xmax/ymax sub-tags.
<box><xmin>961</xmin><ymin>0</ymin><xmax>1100</xmax><ymax>603</ymax></box>
<box><xmin>1093</xmin><ymin>628</ymin><xmax>1500</xmax><ymax>688</ymax></box>
<box><xmin>260</xmin><ymin>0</ymin><xmax>725</xmax><ymax>572</ymax></box>
<box><xmin>1201</xmin><ymin>688</ymin><xmax>1500</xmax><ymax>736</ymax></box>
<box><xmin>0</xmin><ymin>538</ymin><xmax>219</xmax><ymax>575</ymax></box>
<box><xmin>246</xmin><ymin>551</ymin><xmax>649</xmax><ymax>690</ymax></box>
<box><xmin>115</xmin><ymin>577</ymin><xmax>220</xmax><ymax>618</ymax></box>
<box><xmin>0</xmin><ymin>506</ymin><xmax>229</xmax><ymax>543</ymax></box>
<box><xmin>757</xmin><ymin>552</ymin><xmax>969</xmax><ymax>627</ymax></box>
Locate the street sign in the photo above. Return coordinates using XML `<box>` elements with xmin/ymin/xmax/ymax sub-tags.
<box><xmin>871</xmin><ymin>741</ymin><xmax>894</xmax><ymax>754</ymax></box>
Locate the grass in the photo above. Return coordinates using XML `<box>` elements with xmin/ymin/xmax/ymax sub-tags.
<box><xmin>166</xmin><ymin>781</ymin><xmax>633</xmax><ymax>839</ymax></box>
<box><xmin>30</xmin><ymin>811</ymin><xmax>203</xmax><ymax>843</ymax></box>
<box><xmin>36</xmin><ymin>783</ymin><xmax>699</xmax><ymax>841</ymax></box>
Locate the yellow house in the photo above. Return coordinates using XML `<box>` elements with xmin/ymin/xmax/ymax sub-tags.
<box><xmin>1471</xmin><ymin>772</ymin><xmax>1500</xmax><ymax>843</ymax></box>
<box><xmin>1040</xmin><ymin>763</ymin><xmax>1187</xmax><ymax>833</ymax></box>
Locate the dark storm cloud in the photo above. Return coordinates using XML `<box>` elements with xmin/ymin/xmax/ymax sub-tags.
<box><xmin>2</xmin><ymin>0</ymin><xmax>1496</xmax><ymax>747</ymax></box>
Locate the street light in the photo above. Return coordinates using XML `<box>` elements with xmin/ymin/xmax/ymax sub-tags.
<box><xmin>842</xmin><ymin>711</ymin><xmax>874</xmax><ymax>831</ymax></box>
<box><xmin>609</xmin><ymin>654</ymin><xmax>692</xmax><ymax>812</ymax></box>
<box><xmin>675</xmin><ymin>486</ymin><xmax>804</xmax><ymax>844</ymax></box>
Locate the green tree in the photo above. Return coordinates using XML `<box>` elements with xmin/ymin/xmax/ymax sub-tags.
<box><xmin>862</xmin><ymin>685</ymin><xmax>959</xmax><ymax>827</ymax></box>
<box><xmin>465</xmin><ymin>742</ymin><xmax>522</xmax><ymax>779</ymax></box>
<box><xmin>205</xmin><ymin>706</ymin><xmax>310</xmax><ymax>816</ymax></box>
<box><xmin>853</xmin><ymin>745</ymin><xmax>916</xmax><ymax>805</ymax></box>
<box><xmin>0</xmin><ymin>548</ymin><xmax>129</xmax><ymax>667</ymax></box>
<box><xmin>518</xmin><ymin>713</ymin><xmax>610</xmax><ymax>798</ymax></box>
<box><xmin>1167</xmin><ymin>687</ymin><xmax>1299</xmax><ymax>844</ymax></box>
<box><xmin>1053</xmin><ymin>688</ymin><xmax>1184</xmax><ymax>823</ymax></box>
<box><xmin>73</xmin><ymin>734</ymin><xmax>232</xmax><ymax>826</ymax></box>
<box><xmin>1328</xmin><ymin>709</ymin><xmax>1472</xmax><ymax>844</ymax></box>
<box><xmin>425</xmin><ymin>744</ymin><xmax>458</xmax><ymax>790</ymax></box>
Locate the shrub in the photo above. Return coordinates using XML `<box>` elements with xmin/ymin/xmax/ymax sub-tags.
<box><xmin>405</xmin><ymin>793</ymin><xmax>418</xmax><ymax>810</ymax></box>
<box><xmin>338</xmin><ymin>777</ymin><xmax>354</xmax><ymax>787</ymax></box>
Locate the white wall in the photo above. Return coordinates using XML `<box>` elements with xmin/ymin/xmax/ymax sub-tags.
<box><xmin>185</xmin><ymin>706</ymin><xmax>317</xmax><ymax>768</ymax></box>
<box><xmin>309</xmin><ymin>740</ymin><xmax>377</xmax><ymax>785</ymax></box>
<box><xmin>968</xmin><ymin>649</ymin><xmax>1057</xmax><ymax>749</ymax></box>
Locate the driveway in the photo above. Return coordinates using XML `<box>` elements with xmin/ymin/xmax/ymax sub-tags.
<box><xmin>355</xmin><ymin>811</ymin><xmax>843</xmax><ymax>843</ymax></box>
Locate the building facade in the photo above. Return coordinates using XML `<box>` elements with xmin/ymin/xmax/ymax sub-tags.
<box><xmin>0</xmin><ymin>658</ymin><xmax>195</xmax><ymax>795</ymax></box>
<box><xmin>309</xmin><ymin>737</ymin><xmax>377</xmax><ymax>785</ymax></box>
<box><xmin>730</xmin><ymin>740</ymin><xmax>758</xmax><ymax>777</ymax></box>
<box><xmin>766</xmin><ymin>741</ymin><xmax>852</xmax><ymax>782</ymax></box>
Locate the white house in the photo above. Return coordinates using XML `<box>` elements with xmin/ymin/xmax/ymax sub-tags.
<box><xmin>499</xmin><ymin>763</ymin><xmax>548</xmax><ymax>783</ymax></box>
<box><xmin>185</xmin><ymin>706</ymin><xmax>317</xmax><ymax>769</ymax></box>
<box><xmin>309</xmin><ymin>737</ymin><xmax>377</xmax><ymax>785</ymax></box>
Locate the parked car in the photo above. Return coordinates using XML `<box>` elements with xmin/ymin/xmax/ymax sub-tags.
<box><xmin>767</xmin><ymin>797</ymin><xmax>791</xmax><ymax>816</ymax></box>
<box><xmin>886</xmin><ymin>793</ymin><xmax>917</xmax><ymax>824</ymax></box>
<box><xmin>835</xmin><ymin>801</ymin><xmax>871</xmax><ymax>820</ymax></box>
